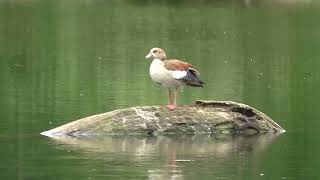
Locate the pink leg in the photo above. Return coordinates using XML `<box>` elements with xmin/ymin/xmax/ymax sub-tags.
<box><xmin>167</xmin><ymin>104</ymin><xmax>176</xmax><ymax>110</ymax></box>
<box><xmin>167</xmin><ymin>89</ymin><xmax>176</xmax><ymax>110</ymax></box>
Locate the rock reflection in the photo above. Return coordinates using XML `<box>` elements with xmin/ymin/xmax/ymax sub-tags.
<box><xmin>48</xmin><ymin>134</ymin><xmax>280</xmax><ymax>156</ymax></box>
<box><xmin>46</xmin><ymin>134</ymin><xmax>281</xmax><ymax>179</ymax></box>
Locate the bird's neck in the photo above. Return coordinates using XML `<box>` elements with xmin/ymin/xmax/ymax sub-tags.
<box><xmin>151</xmin><ymin>59</ymin><xmax>164</xmax><ymax>66</ymax></box>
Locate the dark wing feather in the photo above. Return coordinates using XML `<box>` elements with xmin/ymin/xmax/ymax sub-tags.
<box><xmin>182</xmin><ymin>68</ymin><xmax>205</xmax><ymax>87</ymax></box>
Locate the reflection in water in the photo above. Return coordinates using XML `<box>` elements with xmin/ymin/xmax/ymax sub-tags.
<box><xmin>48</xmin><ymin>134</ymin><xmax>280</xmax><ymax>155</ymax></box>
<box><xmin>47</xmin><ymin>134</ymin><xmax>280</xmax><ymax>179</ymax></box>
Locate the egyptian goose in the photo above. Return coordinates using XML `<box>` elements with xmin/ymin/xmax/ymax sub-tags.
<box><xmin>145</xmin><ymin>47</ymin><xmax>205</xmax><ymax>110</ymax></box>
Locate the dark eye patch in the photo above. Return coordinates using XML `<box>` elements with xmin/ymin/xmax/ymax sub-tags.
<box><xmin>153</xmin><ymin>50</ymin><xmax>158</xmax><ymax>53</ymax></box>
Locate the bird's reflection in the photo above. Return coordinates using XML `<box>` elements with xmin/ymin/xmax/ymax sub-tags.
<box><xmin>46</xmin><ymin>134</ymin><xmax>281</xmax><ymax>180</ymax></box>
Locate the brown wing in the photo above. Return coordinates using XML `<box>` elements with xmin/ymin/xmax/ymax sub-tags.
<box><xmin>164</xmin><ymin>59</ymin><xmax>193</xmax><ymax>71</ymax></box>
<box><xmin>165</xmin><ymin>59</ymin><xmax>204</xmax><ymax>87</ymax></box>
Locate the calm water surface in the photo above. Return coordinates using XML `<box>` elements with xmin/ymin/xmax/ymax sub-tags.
<box><xmin>1</xmin><ymin>0</ymin><xmax>320</xmax><ymax>179</ymax></box>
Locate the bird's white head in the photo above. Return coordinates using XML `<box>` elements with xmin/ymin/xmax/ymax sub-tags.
<box><xmin>145</xmin><ymin>47</ymin><xmax>167</xmax><ymax>61</ymax></box>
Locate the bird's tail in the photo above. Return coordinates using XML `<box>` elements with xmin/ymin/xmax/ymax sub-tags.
<box><xmin>183</xmin><ymin>68</ymin><xmax>205</xmax><ymax>87</ymax></box>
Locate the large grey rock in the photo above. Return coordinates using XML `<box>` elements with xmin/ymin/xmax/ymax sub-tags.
<box><xmin>41</xmin><ymin>100</ymin><xmax>285</xmax><ymax>137</ymax></box>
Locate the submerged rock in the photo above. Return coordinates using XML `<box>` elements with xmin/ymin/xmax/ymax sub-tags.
<box><xmin>41</xmin><ymin>100</ymin><xmax>285</xmax><ymax>137</ymax></box>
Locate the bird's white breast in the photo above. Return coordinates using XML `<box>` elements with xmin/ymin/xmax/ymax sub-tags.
<box><xmin>149</xmin><ymin>59</ymin><xmax>185</xmax><ymax>88</ymax></box>
<box><xmin>149</xmin><ymin>59</ymin><xmax>168</xmax><ymax>82</ymax></box>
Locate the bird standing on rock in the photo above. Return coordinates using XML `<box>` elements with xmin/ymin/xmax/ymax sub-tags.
<box><xmin>146</xmin><ymin>47</ymin><xmax>205</xmax><ymax>110</ymax></box>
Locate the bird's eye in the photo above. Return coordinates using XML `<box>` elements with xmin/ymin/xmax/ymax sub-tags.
<box><xmin>153</xmin><ymin>50</ymin><xmax>157</xmax><ymax>53</ymax></box>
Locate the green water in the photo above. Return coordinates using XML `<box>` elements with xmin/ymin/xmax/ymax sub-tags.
<box><xmin>1</xmin><ymin>0</ymin><xmax>320</xmax><ymax>179</ymax></box>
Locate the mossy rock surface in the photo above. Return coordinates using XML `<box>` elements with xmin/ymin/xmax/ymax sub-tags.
<box><xmin>41</xmin><ymin>100</ymin><xmax>285</xmax><ymax>137</ymax></box>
